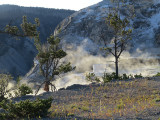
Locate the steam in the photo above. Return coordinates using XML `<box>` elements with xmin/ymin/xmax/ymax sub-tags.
<box><xmin>18</xmin><ymin>0</ymin><xmax>160</xmax><ymax>93</ymax></box>
<box><xmin>63</xmin><ymin>38</ymin><xmax>160</xmax><ymax>77</ymax></box>
<box><xmin>65</xmin><ymin>47</ymin><xmax>107</xmax><ymax>72</ymax></box>
<box><xmin>41</xmin><ymin>38</ymin><xmax>159</xmax><ymax>91</ymax></box>
<box><xmin>15</xmin><ymin>36</ymin><xmax>160</xmax><ymax>95</ymax></box>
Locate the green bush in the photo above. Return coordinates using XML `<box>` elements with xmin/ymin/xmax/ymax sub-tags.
<box><xmin>14</xmin><ymin>77</ymin><xmax>32</xmax><ymax>97</ymax></box>
<box><xmin>122</xmin><ymin>73</ymin><xmax>130</xmax><ymax>80</ymax></box>
<box><xmin>13</xmin><ymin>81</ymin><xmax>33</xmax><ymax>97</ymax></box>
<box><xmin>154</xmin><ymin>72</ymin><xmax>160</xmax><ymax>77</ymax></box>
<box><xmin>0</xmin><ymin>97</ymin><xmax>53</xmax><ymax>119</ymax></box>
<box><xmin>102</xmin><ymin>72</ymin><xmax>129</xmax><ymax>83</ymax></box>
<box><xmin>134</xmin><ymin>73</ymin><xmax>143</xmax><ymax>79</ymax></box>
<box><xmin>86</xmin><ymin>71</ymin><xmax>144</xmax><ymax>84</ymax></box>
<box><xmin>102</xmin><ymin>72</ymin><xmax>143</xmax><ymax>83</ymax></box>
<box><xmin>102</xmin><ymin>72</ymin><xmax>116</xmax><ymax>83</ymax></box>
<box><xmin>86</xmin><ymin>73</ymin><xmax>100</xmax><ymax>83</ymax></box>
<box><xmin>18</xmin><ymin>84</ymin><xmax>33</xmax><ymax>96</ymax></box>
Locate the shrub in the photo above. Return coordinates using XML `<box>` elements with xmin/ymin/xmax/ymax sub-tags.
<box><xmin>122</xmin><ymin>73</ymin><xmax>130</xmax><ymax>80</ymax></box>
<box><xmin>17</xmin><ymin>84</ymin><xmax>33</xmax><ymax>96</ymax></box>
<box><xmin>14</xmin><ymin>77</ymin><xmax>33</xmax><ymax>97</ymax></box>
<box><xmin>134</xmin><ymin>73</ymin><xmax>143</xmax><ymax>79</ymax></box>
<box><xmin>154</xmin><ymin>98</ymin><xmax>160</xmax><ymax>102</ymax></box>
<box><xmin>87</xmin><ymin>71</ymin><xmax>143</xmax><ymax>84</ymax></box>
<box><xmin>129</xmin><ymin>74</ymin><xmax>134</xmax><ymax>79</ymax></box>
<box><xmin>0</xmin><ymin>97</ymin><xmax>53</xmax><ymax>119</ymax></box>
<box><xmin>102</xmin><ymin>72</ymin><xmax>116</xmax><ymax>83</ymax></box>
<box><xmin>154</xmin><ymin>72</ymin><xmax>160</xmax><ymax>77</ymax></box>
<box><xmin>102</xmin><ymin>72</ymin><xmax>129</xmax><ymax>83</ymax></box>
<box><xmin>86</xmin><ymin>73</ymin><xmax>100</xmax><ymax>83</ymax></box>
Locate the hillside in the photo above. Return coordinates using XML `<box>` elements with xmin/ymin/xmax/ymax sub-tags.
<box><xmin>54</xmin><ymin>0</ymin><xmax>160</xmax><ymax>54</ymax></box>
<box><xmin>10</xmin><ymin>77</ymin><xmax>160</xmax><ymax>120</ymax></box>
<box><xmin>38</xmin><ymin>77</ymin><xmax>160</xmax><ymax>120</ymax></box>
<box><xmin>0</xmin><ymin>5</ymin><xmax>75</xmax><ymax>78</ymax></box>
<box><xmin>1</xmin><ymin>1</ymin><xmax>160</xmax><ymax>120</ymax></box>
<box><xmin>23</xmin><ymin>0</ymin><xmax>160</xmax><ymax>91</ymax></box>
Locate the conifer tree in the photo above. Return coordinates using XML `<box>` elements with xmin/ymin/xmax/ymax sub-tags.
<box><xmin>101</xmin><ymin>0</ymin><xmax>133</xmax><ymax>79</ymax></box>
<box><xmin>34</xmin><ymin>34</ymin><xmax>75</xmax><ymax>94</ymax></box>
<box><xmin>0</xmin><ymin>16</ymin><xmax>39</xmax><ymax>37</ymax></box>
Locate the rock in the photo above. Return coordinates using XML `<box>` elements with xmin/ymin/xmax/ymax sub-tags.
<box><xmin>141</xmin><ymin>8</ymin><xmax>157</xmax><ymax>18</ymax></box>
<box><xmin>54</xmin><ymin>0</ymin><xmax>160</xmax><ymax>54</ymax></box>
<box><xmin>133</xmin><ymin>20</ymin><xmax>150</xmax><ymax>29</ymax></box>
<box><xmin>58</xmin><ymin>88</ymin><xmax>65</xmax><ymax>91</ymax></box>
<box><xmin>155</xmin><ymin>27</ymin><xmax>160</xmax><ymax>45</ymax></box>
<box><xmin>65</xmin><ymin>84</ymin><xmax>88</xmax><ymax>90</ymax></box>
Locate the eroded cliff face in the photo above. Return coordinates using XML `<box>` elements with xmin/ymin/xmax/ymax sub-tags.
<box><xmin>0</xmin><ymin>5</ymin><xmax>75</xmax><ymax>78</ymax></box>
<box><xmin>54</xmin><ymin>0</ymin><xmax>160</xmax><ymax>55</ymax></box>
<box><xmin>23</xmin><ymin>0</ymin><xmax>160</xmax><ymax>92</ymax></box>
<box><xmin>0</xmin><ymin>36</ymin><xmax>37</xmax><ymax>78</ymax></box>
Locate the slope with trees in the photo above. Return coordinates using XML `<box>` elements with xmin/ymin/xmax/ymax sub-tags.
<box><xmin>0</xmin><ymin>5</ymin><xmax>75</xmax><ymax>78</ymax></box>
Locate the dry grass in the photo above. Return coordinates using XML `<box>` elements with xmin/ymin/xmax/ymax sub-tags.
<box><xmin>47</xmin><ymin>77</ymin><xmax>160</xmax><ymax>119</ymax></box>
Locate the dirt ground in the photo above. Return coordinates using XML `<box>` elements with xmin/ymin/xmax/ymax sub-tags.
<box><xmin>26</xmin><ymin>77</ymin><xmax>159</xmax><ymax>120</ymax></box>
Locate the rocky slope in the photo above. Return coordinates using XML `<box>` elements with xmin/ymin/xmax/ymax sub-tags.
<box><xmin>11</xmin><ymin>77</ymin><xmax>160</xmax><ymax>120</ymax></box>
<box><xmin>23</xmin><ymin>0</ymin><xmax>160</xmax><ymax>91</ymax></box>
<box><xmin>54</xmin><ymin>0</ymin><xmax>160</xmax><ymax>55</ymax></box>
<box><xmin>0</xmin><ymin>5</ymin><xmax>75</xmax><ymax>78</ymax></box>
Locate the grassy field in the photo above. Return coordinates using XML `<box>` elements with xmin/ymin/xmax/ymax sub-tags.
<box><xmin>44</xmin><ymin>77</ymin><xmax>160</xmax><ymax>120</ymax></box>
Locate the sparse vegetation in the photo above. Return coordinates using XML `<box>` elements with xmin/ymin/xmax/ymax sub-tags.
<box><xmin>12</xmin><ymin>77</ymin><xmax>33</xmax><ymax>97</ymax></box>
<box><xmin>1</xmin><ymin>1</ymin><xmax>160</xmax><ymax>120</ymax></box>
<box><xmin>86</xmin><ymin>72</ymin><xmax>144</xmax><ymax>84</ymax></box>
<box><xmin>47</xmin><ymin>78</ymin><xmax>160</xmax><ymax>119</ymax></box>
<box><xmin>0</xmin><ymin>97</ymin><xmax>53</xmax><ymax>119</ymax></box>
<box><xmin>134</xmin><ymin>73</ymin><xmax>143</xmax><ymax>79</ymax></box>
<box><xmin>0</xmin><ymin>74</ymin><xmax>13</xmax><ymax>102</ymax></box>
<box><xmin>16</xmin><ymin>84</ymin><xmax>33</xmax><ymax>97</ymax></box>
<box><xmin>102</xmin><ymin>72</ymin><xmax>117</xmax><ymax>83</ymax></box>
<box><xmin>86</xmin><ymin>73</ymin><xmax>100</xmax><ymax>83</ymax></box>
<box><xmin>154</xmin><ymin>72</ymin><xmax>160</xmax><ymax>77</ymax></box>
<box><xmin>0</xmin><ymin>15</ymin><xmax>39</xmax><ymax>39</ymax></box>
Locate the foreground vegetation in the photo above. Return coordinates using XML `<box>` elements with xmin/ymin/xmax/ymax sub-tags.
<box><xmin>48</xmin><ymin>77</ymin><xmax>160</xmax><ymax>119</ymax></box>
<box><xmin>0</xmin><ymin>98</ymin><xmax>53</xmax><ymax>119</ymax></box>
<box><xmin>0</xmin><ymin>1</ymin><xmax>160</xmax><ymax>119</ymax></box>
<box><xmin>0</xmin><ymin>73</ymin><xmax>160</xmax><ymax>119</ymax></box>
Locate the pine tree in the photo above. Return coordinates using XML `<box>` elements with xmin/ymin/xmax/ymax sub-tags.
<box><xmin>0</xmin><ymin>16</ymin><xmax>39</xmax><ymax>37</ymax></box>
<box><xmin>34</xmin><ymin>34</ymin><xmax>75</xmax><ymax>94</ymax></box>
<box><xmin>101</xmin><ymin>0</ymin><xmax>133</xmax><ymax>79</ymax></box>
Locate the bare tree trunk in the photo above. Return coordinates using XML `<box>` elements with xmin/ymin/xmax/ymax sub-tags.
<box><xmin>44</xmin><ymin>80</ymin><xmax>49</xmax><ymax>92</ymax></box>
<box><xmin>44</xmin><ymin>62</ymin><xmax>50</xmax><ymax>92</ymax></box>
<box><xmin>114</xmin><ymin>36</ymin><xmax>119</xmax><ymax>79</ymax></box>
<box><xmin>115</xmin><ymin>57</ymin><xmax>119</xmax><ymax>79</ymax></box>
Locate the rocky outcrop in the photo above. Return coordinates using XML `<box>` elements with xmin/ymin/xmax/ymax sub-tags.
<box><xmin>155</xmin><ymin>27</ymin><xmax>160</xmax><ymax>45</ymax></box>
<box><xmin>54</xmin><ymin>0</ymin><xmax>160</xmax><ymax>54</ymax></box>
<box><xmin>0</xmin><ymin>37</ymin><xmax>37</xmax><ymax>78</ymax></box>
